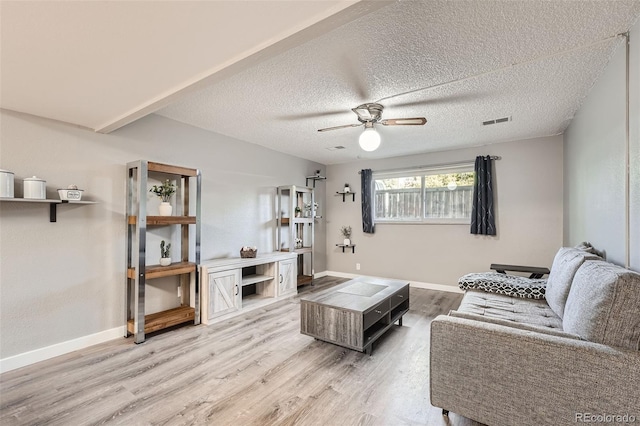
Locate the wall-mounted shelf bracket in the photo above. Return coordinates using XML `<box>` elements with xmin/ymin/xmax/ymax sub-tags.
<box><xmin>305</xmin><ymin>175</ymin><xmax>326</xmax><ymax>188</ymax></box>
<box><xmin>336</xmin><ymin>191</ymin><xmax>356</xmax><ymax>202</ymax></box>
<box><xmin>336</xmin><ymin>244</ymin><xmax>356</xmax><ymax>253</ymax></box>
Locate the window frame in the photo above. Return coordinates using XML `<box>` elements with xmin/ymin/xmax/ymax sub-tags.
<box><xmin>372</xmin><ymin>163</ymin><xmax>475</xmax><ymax>225</ymax></box>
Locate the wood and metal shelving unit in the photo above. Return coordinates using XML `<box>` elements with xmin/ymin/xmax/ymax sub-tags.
<box><xmin>125</xmin><ymin>160</ymin><xmax>201</xmax><ymax>343</ymax></box>
<box><xmin>276</xmin><ymin>185</ymin><xmax>315</xmax><ymax>286</ymax></box>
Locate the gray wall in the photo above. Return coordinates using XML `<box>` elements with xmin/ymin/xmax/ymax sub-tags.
<box><xmin>0</xmin><ymin>111</ymin><xmax>325</xmax><ymax>359</ymax></box>
<box><xmin>564</xmin><ymin>21</ymin><xmax>639</xmax><ymax>269</ymax></box>
<box><xmin>325</xmin><ymin>136</ymin><xmax>564</xmax><ymax>286</ymax></box>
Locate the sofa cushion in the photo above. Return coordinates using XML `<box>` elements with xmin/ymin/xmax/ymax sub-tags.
<box><xmin>458</xmin><ymin>272</ymin><xmax>546</xmax><ymax>299</ymax></box>
<box><xmin>545</xmin><ymin>247</ymin><xmax>601</xmax><ymax>319</ymax></box>
<box><xmin>563</xmin><ymin>260</ymin><xmax>640</xmax><ymax>351</ymax></box>
<box><xmin>457</xmin><ymin>289</ymin><xmax>563</xmax><ymax>330</ymax></box>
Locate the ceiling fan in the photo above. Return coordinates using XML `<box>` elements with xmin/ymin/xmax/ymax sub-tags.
<box><xmin>317</xmin><ymin>102</ymin><xmax>427</xmax><ymax>151</ymax></box>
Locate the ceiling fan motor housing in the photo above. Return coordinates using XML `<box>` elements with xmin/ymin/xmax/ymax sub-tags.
<box><xmin>353</xmin><ymin>103</ymin><xmax>384</xmax><ymax>123</ymax></box>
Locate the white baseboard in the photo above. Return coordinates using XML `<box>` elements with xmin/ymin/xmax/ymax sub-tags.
<box><xmin>319</xmin><ymin>271</ymin><xmax>463</xmax><ymax>294</ymax></box>
<box><xmin>0</xmin><ymin>326</ymin><xmax>125</xmax><ymax>374</ymax></box>
<box><xmin>409</xmin><ymin>281</ymin><xmax>463</xmax><ymax>294</ymax></box>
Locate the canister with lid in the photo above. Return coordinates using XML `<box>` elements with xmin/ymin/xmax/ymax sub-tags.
<box><xmin>23</xmin><ymin>176</ymin><xmax>46</xmax><ymax>199</ymax></box>
<box><xmin>0</xmin><ymin>169</ymin><xmax>14</xmax><ymax>198</ymax></box>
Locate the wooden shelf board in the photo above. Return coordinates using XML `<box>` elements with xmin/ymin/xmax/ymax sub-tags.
<box><xmin>0</xmin><ymin>198</ymin><xmax>96</xmax><ymax>204</ymax></box>
<box><xmin>242</xmin><ymin>274</ymin><xmax>274</xmax><ymax>286</ymax></box>
<box><xmin>293</xmin><ymin>218</ymin><xmax>313</xmax><ymax>223</ymax></box>
<box><xmin>242</xmin><ymin>293</ymin><xmax>271</xmax><ymax>304</ymax></box>
<box><xmin>148</xmin><ymin>161</ymin><xmax>198</xmax><ymax>177</ymax></box>
<box><xmin>279</xmin><ymin>247</ymin><xmax>312</xmax><ymax>254</ymax></box>
<box><xmin>127</xmin><ymin>306</ymin><xmax>195</xmax><ymax>334</ymax></box>
<box><xmin>127</xmin><ymin>261</ymin><xmax>196</xmax><ymax>279</ymax></box>
<box><xmin>280</xmin><ymin>217</ymin><xmax>290</xmax><ymax>225</ymax></box>
<box><xmin>128</xmin><ymin>216</ymin><xmax>197</xmax><ymax>225</ymax></box>
<box><xmin>297</xmin><ymin>274</ymin><xmax>313</xmax><ymax>286</ymax></box>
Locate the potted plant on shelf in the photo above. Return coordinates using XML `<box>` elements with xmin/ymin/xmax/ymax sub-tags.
<box><xmin>294</xmin><ymin>206</ymin><xmax>302</xmax><ymax>218</ymax></box>
<box><xmin>160</xmin><ymin>240</ymin><xmax>171</xmax><ymax>266</ymax></box>
<box><xmin>340</xmin><ymin>225</ymin><xmax>352</xmax><ymax>246</ymax></box>
<box><xmin>149</xmin><ymin>179</ymin><xmax>176</xmax><ymax>216</ymax></box>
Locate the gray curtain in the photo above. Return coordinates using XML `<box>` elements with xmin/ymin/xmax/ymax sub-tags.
<box><xmin>361</xmin><ymin>169</ymin><xmax>375</xmax><ymax>234</ymax></box>
<box><xmin>470</xmin><ymin>156</ymin><xmax>496</xmax><ymax>235</ymax></box>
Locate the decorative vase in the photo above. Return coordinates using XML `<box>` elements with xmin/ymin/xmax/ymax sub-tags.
<box><xmin>343</xmin><ymin>238</ymin><xmax>351</xmax><ymax>246</ymax></box>
<box><xmin>344</xmin><ymin>186</ymin><xmax>350</xmax><ymax>193</ymax></box>
<box><xmin>159</xmin><ymin>202</ymin><xmax>172</xmax><ymax>216</ymax></box>
<box><xmin>160</xmin><ymin>257</ymin><xmax>171</xmax><ymax>266</ymax></box>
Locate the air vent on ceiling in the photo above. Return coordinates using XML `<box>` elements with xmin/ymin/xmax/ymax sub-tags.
<box><xmin>326</xmin><ymin>146</ymin><xmax>346</xmax><ymax>151</ymax></box>
<box><xmin>483</xmin><ymin>116</ymin><xmax>512</xmax><ymax>126</ymax></box>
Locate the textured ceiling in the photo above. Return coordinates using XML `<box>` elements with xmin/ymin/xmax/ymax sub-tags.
<box><xmin>157</xmin><ymin>0</ymin><xmax>640</xmax><ymax>164</ymax></box>
<box><xmin>2</xmin><ymin>1</ymin><xmax>639</xmax><ymax>165</ymax></box>
<box><xmin>0</xmin><ymin>0</ymin><xmax>371</xmax><ymax>132</ymax></box>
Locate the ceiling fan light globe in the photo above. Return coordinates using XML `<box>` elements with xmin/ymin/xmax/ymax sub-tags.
<box><xmin>359</xmin><ymin>128</ymin><xmax>381</xmax><ymax>151</ymax></box>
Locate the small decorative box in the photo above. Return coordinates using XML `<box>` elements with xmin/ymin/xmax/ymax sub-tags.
<box><xmin>58</xmin><ymin>189</ymin><xmax>84</xmax><ymax>201</ymax></box>
<box><xmin>240</xmin><ymin>246</ymin><xmax>257</xmax><ymax>258</ymax></box>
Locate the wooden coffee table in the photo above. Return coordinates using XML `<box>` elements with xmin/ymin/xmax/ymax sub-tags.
<box><xmin>300</xmin><ymin>276</ymin><xmax>410</xmax><ymax>355</ymax></box>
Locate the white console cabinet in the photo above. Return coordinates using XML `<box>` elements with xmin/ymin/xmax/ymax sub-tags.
<box><xmin>201</xmin><ymin>252</ymin><xmax>297</xmax><ymax>324</ymax></box>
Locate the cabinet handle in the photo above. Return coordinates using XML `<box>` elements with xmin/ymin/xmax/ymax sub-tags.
<box><xmin>375</xmin><ymin>310</ymin><xmax>382</xmax><ymax>314</ymax></box>
<box><xmin>398</xmin><ymin>295</ymin><xmax>404</xmax><ymax>298</ymax></box>
<box><xmin>235</xmin><ymin>285</ymin><xmax>238</xmax><ymax>296</ymax></box>
<box><xmin>280</xmin><ymin>274</ymin><xmax>283</xmax><ymax>283</ymax></box>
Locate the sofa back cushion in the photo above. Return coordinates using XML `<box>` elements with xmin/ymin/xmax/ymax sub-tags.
<box><xmin>545</xmin><ymin>248</ymin><xmax>600</xmax><ymax>318</ymax></box>
<box><xmin>563</xmin><ymin>260</ymin><xmax>640</xmax><ymax>351</ymax></box>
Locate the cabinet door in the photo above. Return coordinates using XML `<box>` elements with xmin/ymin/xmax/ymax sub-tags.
<box><xmin>278</xmin><ymin>258</ymin><xmax>297</xmax><ymax>297</ymax></box>
<box><xmin>208</xmin><ymin>269</ymin><xmax>241</xmax><ymax>320</ymax></box>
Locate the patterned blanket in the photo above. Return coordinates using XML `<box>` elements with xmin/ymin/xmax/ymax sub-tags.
<box><xmin>458</xmin><ymin>272</ymin><xmax>547</xmax><ymax>299</ymax></box>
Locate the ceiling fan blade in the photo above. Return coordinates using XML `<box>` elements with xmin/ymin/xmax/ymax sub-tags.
<box><xmin>379</xmin><ymin>117</ymin><xmax>427</xmax><ymax>126</ymax></box>
<box><xmin>317</xmin><ymin>123</ymin><xmax>363</xmax><ymax>132</ymax></box>
<box><xmin>277</xmin><ymin>109</ymin><xmax>348</xmax><ymax>121</ymax></box>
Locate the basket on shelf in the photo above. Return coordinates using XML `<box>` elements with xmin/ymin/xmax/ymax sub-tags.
<box><xmin>240</xmin><ymin>247</ymin><xmax>257</xmax><ymax>258</ymax></box>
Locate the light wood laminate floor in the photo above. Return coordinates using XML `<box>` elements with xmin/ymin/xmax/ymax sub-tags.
<box><xmin>0</xmin><ymin>277</ymin><xmax>483</xmax><ymax>426</ymax></box>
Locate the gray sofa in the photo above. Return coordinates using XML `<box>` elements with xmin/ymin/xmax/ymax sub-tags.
<box><xmin>430</xmin><ymin>247</ymin><xmax>640</xmax><ymax>426</ymax></box>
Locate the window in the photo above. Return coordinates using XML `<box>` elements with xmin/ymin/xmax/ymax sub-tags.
<box><xmin>373</xmin><ymin>164</ymin><xmax>475</xmax><ymax>223</ymax></box>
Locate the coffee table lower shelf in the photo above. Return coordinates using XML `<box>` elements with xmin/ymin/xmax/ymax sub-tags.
<box><xmin>361</xmin><ymin>308</ymin><xmax>409</xmax><ymax>354</ymax></box>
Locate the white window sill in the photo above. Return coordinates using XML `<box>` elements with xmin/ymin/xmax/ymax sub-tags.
<box><xmin>375</xmin><ymin>219</ymin><xmax>470</xmax><ymax>225</ymax></box>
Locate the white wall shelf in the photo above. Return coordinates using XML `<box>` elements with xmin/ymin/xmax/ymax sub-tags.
<box><xmin>0</xmin><ymin>198</ymin><xmax>97</xmax><ymax>222</ymax></box>
<box><xmin>335</xmin><ymin>191</ymin><xmax>356</xmax><ymax>202</ymax></box>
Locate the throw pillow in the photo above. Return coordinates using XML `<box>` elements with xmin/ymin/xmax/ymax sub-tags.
<box><xmin>563</xmin><ymin>260</ymin><xmax>640</xmax><ymax>351</ymax></box>
<box><xmin>545</xmin><ymin>247</ymin><xmax>600</xmax><ymax>318</ymax></box>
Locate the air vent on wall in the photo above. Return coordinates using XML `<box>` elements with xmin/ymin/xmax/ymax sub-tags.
<box><xmin>483</xmin><ymin>116</ymin><xmax>512</xmax><ymax>126</ymax></box>
<box><xmin>326</xmin><ymin>146</ymin><xmax>346</xmax><ymax>151</ymax></box>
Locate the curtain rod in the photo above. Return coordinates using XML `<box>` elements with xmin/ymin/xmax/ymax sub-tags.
<box><xmin>357</xmin><ymin>156</ymin><xmax>501</xmax><ymax>174</ymax></box>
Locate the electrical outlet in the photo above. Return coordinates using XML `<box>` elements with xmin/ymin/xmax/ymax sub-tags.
<box><xmin>356</xmin><ymin>263</ymin><xmax>361</xmax><ymax>270</ymax></box>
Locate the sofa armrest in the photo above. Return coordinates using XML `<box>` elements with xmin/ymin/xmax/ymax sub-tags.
<box><xmin>490</xmin><ymin>263</ymin><xmax>550</xmax><ymax>278</ymax></box>
<box><xmin>430</xmin><ymin>315</ymin><xmax>640</xmax><ymax>426</ymax></box>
